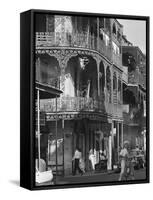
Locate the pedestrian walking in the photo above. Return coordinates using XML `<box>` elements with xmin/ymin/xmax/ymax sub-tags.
<box><xmin>125</xmin><ymin>155</ymin><xmax>135</xmax><ymax>180</ymax></box>
<box><xmin>118</xmin><ymin>140</ymin><xmax>135</xmax><ymax>181</ymax></box>
<box><xmin>118</xmin><ymin>141</ymin><xmax>129</xmax><ymax>181</ymax></box>
<box><xmin>72</xmin><ymin>148</ymin><xmax>84</xmax><ymax>176</ymax></box>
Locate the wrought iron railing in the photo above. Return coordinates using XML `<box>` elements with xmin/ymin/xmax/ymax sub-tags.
<box><xmin>40</xmin><ymin>96</ymin><xmax>105</xmax><ymax>113</ymax></box>
<box><xmin>36</xmin><ymin>32</ymin><xmax>112</xmax><ymax>61</ymax></box>
<box><xmin>113</xmin><ymin>90</ymin><xmax>118</xmax><ymax>104</ymax></box>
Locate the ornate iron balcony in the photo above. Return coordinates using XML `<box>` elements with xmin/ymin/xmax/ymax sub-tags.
<box><xmin>36</xmin><ymin>32</ymin><xmax>112</xmax><ymax>61</ymax></box>
<box><xmin>40</xmin><ymin>96</ymin><xmax>105</xmax><ymax>113</ymax></box>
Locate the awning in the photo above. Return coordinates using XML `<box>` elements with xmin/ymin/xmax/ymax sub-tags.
<box><xmin>35</xmin><ymin>81</ymin><xmax>62</xmax><ymax>174</ymax></box>
<box><xmin>35</xmin><ymin>81</ymin><xmax>63</xmax><ymax>99</ymax></box>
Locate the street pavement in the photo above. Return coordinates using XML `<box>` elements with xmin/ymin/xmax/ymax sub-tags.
<box><xmin>56</xmin><ymin>168</ymin><xmax>146</xmax><ymax>185</ymax></box>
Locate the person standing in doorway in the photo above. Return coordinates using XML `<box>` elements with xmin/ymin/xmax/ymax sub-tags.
<box><xmin>89</xmin><ymin>149</ymin><xmax>96</xmax><ymax>173</ymax></box>
<box><xmin>72</xmin><ymin>148</ymin><xmax>83</xmax><ymax>176</ymax></box>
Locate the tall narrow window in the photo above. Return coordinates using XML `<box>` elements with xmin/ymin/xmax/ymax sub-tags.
<box><xmin>106</xmin><ymin>66</ymin><xmax>111</xmax><ymax>103</ymax></box>
<box><xmin>113</xmin><ymin>72</ymin><xmax>117</xmax><ymax>90</ymax></box>
<box><xmin>113</xmin><ymin>72</ymin><xmax>117</xmax><ymax>103</ymax></box>
<box><xmin>99</xmin><ymin>61</ymin><xmax>105</xmax><ymax>95</ymax></box>
<box><xmin>118</xmin><ymin>77</ymin><xmax>122</xmax><ymax>103</ymax></box>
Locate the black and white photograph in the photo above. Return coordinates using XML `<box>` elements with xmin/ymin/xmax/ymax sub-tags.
<box><xmin>34</xmin><ymin>12</ymin><xmax>149</xmax><ymax>188</ymax></box>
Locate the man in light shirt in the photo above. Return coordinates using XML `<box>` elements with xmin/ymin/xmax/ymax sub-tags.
<box><xmin>118</xmin><ymin>141</ymin><xmax>129</xmax><ymax>181</ymax></box>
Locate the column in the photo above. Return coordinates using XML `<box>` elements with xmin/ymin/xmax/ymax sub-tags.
<box><xmin>104</xmin><ymin>63</ymin><xmax>107</xmax><ymax>101</ymax></box>
<box><xmin>60</xmin><ymin>68</ymin><xmax>65</xmax><ymax>93</ymax></box>
<box><xmin>121</xmin><ymin>122</ymin><xmax>123</xmax><ymax>148</ymax></box>
<box><xmin>117</xmin><ymin>122</ymin><xmax>120</xmax><ymax>162</ymax></box>
<box><xmin>84</xmin><ymin>119</ymin><xmax>89</xmax><ymax>171</ymax></box>
<box><xmin>95</xmin><ymin>57</ymin><xmax>101</xmax><ymax>97</ymax></box>
<box><xmin>111</xmin><ymin>121</ymin><xmax>114</xmax><ymax>169</ymax></box>
<box><xmin>107</xmin><ymin>129</ymin><xmax>112</xmax><ymax>170</ymax></box>
<box><xmin>58</xmin><ymin>55</ymin><xmax>69</xmax><ymax>94</ymax></box>
<box><xmin>97</xmin><ymin>17</ymin><xmax>100</xmax><ymax>51</ymax></box>
<box><xmin>116</xmin><ymin>75</ymin><xmax>119</xmax><ymax>104</ymax></box>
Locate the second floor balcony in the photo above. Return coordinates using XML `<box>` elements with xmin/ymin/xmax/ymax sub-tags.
<box><xmin>40</xmin><ymin>96</ymin><xmax>106</xmax><ymax>113</ymax></box>
<box><xmin>39</xmin><ymin>95</ymin><xmax>123</xmax><ymax>119</ymax></box>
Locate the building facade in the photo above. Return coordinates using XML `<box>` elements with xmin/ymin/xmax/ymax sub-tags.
<box><xmin>35</xmin><ymin>14</ymin><xmax>124</xmax><ymax>175</ymax></box>
<box><xmin>122</xmin><ymin>43</ymin><xmax>146</xmax><ymax>150</ymax></box>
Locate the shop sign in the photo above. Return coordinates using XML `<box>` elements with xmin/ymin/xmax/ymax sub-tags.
<box><xmin>46</xmin><ymin>113</ymin><xmax>107</xmax><ymax>121</ymax></box>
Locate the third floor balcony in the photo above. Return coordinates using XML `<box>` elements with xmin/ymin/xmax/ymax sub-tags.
<box><xmin>36</xmin><ymin>32</ymin><xmax>112</xmax><ymax>62</ymax></box>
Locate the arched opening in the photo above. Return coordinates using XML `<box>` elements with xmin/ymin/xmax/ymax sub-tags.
<box><xmin>106</xmin><ymin>66</ymin><xmax>111</xmax><ymax>103</ymax></box>
<box><xmin>65</xmin><ymin>55</ymin><xmax>98</xmax><ymax>98</ymax></box>
<box><xmin>99</xmin><ymin>61</ymin><xmax>105</xmax><ymax>95</ymax></box>
<box><xmin>36</xmin><ymin>54</ymin><xmax>60</xmax><ymax>88</ymax></box>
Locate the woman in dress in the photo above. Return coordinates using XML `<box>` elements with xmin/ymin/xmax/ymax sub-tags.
<box><xmin>89</xmin><ymin>149</ymin><xmax>96</xmax><ymax>172</ymax></box>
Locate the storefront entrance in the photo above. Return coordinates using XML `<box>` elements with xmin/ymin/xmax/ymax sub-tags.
<box><xmin>47</xmin><ymin>120</ymin><xmax>64</xmax><ymax>176</ymax></box>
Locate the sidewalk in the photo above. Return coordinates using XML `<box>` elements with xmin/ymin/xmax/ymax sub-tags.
<box><xmin>56</xmin><ymin>168</ymin><xmax>146</xmax><ymax>185</ymax></box>
<box><xmin>64</xmin><ymin>169</ymin><xmax>115</xmax><ymax>178</ymax></box>
<box><xmin>56</xmin><ymin>169</ymin><xmax>117</xmax><ymax>184</ymax></box>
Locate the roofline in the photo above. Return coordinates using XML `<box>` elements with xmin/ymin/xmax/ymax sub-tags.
<box><xmin>114</xmin><ymin>19</ymin><xmax>123</xmax><ymax>28</ymax></box>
